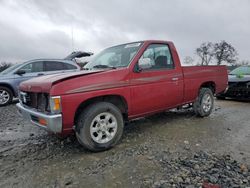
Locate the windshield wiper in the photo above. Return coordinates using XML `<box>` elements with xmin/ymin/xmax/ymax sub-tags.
<box><xmin>92</xmin><ymin>65</ymin><xmax>116</xmax><ymax>69</ymax></box>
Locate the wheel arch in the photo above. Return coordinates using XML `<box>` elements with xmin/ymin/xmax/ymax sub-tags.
<box><xmin>74</xmin><ymin>94</ymin><xmax>128</xmax><ymax>125</ymax></box>
<box><xmin>0</xmin><ymin>83</ymin><xmax>16</xmax><ymax>97</ymax></box>
<box><xmin>199</xmin><ymin>81</ymin><xmax>216</xmax><ymax>94</ymax></box>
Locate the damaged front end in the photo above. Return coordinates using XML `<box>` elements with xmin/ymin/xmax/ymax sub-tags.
<box><xmin>221</xmin><ymin>81</ymin><xmax>250</xmax><ymax>99</ymax></box>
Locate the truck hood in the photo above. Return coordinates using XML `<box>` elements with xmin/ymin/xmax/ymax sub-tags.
<box><xmin>228</xmin><ymin>74</ymin><xmax>250</xmax><ymax>82</ymax></box>
<box><xmin>19</xmin><ymin>70</ymin><xmax>104</xmax><ymax>93</ymax></box>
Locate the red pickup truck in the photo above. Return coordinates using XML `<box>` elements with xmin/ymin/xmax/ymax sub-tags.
<box><xmin>17</xmin><ymin>40</ymin><xmax>228</xmax><ymax>151</ymax></box>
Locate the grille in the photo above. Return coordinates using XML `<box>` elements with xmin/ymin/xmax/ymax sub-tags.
<box><xmin>30</xmin><ymin>115</ymin><xmax>39</xmax><ymax>123</ymax></box>
<box><xmin>20</xmin><ymin>92</ymin><xmax>50</xmax><ymax>112</ymax></box>
<box><xmin>20</xmin><ymin>92</ymin><xmax>32</xmax><ymax>106</ymax></box>
<box><xmin>227</xmin><ymin>82</ymin><xmax>250</xmax><ymax>98</ymax></box>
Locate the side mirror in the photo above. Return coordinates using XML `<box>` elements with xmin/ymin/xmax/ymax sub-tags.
<box><xmin>15</xmin><ymin>69</ymin><xmax>26</xmax><ymax>75</ymax></box>
<box><xmin>138</xmin><ymin>58</ymin><xmax>152</xmax><ymax>71</ymax></box>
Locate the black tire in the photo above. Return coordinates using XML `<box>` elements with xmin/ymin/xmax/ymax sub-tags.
<box><xmin>193</xmin><ymin>88</ymin><xmax>214</xmax><ymax>117</ymax></box>
<box><xmin>0</xmin><ymin>86</ymin><xmax>13</xmax><ymax>107</ymax></box>
<box><xmin>76</xmin><ymin>102</ymin><xmax>124</xmax><ymax>152</ymax></box>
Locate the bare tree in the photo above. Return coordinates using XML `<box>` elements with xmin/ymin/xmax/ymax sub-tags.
<box><xmin>0</xmin><ymin>62</ymin><xmax>12</xmax><ymax>72</ymax></box>
<box><xmin>213</xmin><ymin>41</ymin><xmax>238</xmax><ymax>65</ymax></box>
<box><xmin>183</xmin><ymin>56</ymin><xmax>195</xmax><ymax>65</ymax></box>
<box><xmin>237</xmin><ymin>60</ymin><xmax>250</xmax><ymax>66</ymax></box>
<box><xmin>195</xmin><ymin>42</ymin><xmax>214</xmax><ymax>66</ymax></box>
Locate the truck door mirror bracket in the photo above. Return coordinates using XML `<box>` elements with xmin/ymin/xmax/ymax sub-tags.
<box><xmin>136</xmin><ymin>58</ymin><xmax>152</xmax><ymax>72</ymax></box>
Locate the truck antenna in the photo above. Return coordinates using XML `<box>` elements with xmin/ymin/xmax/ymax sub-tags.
<box><xmin>71</xmin><ymin>25</ymin><xmax>74</xmax><ymax>52</ymax></box>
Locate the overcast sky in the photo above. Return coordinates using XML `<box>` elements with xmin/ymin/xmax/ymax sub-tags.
<box><xmin>0</xmin><ymin>0</ymin><xmax>249</xmax><ymax>63</ymax></box>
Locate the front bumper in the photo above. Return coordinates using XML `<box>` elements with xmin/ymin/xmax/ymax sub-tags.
<box><xmin>217</xmin><ymin>84</ymin><xmax>250</xmax><ymax>99</ymax></box>
<box><xmin>16</xmin><ymin>103</ymin><xmax>62</xmax><ymax>133</ymax></box>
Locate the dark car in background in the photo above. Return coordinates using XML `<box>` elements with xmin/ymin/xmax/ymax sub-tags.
<box><xmin>217</xmin><ymin>66</ymin><xmax>250</xmax><ymax>100</ymax></box>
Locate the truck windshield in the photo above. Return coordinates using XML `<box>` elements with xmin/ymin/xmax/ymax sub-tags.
<box><xmin>0</xmin><ymin>63</ymin><xmax>23</xmax><ymax>75</ymax></box>
<box><xmin>84</xmin><ymin>42</ymin><xmax>142</xmax><ymax>69</ymax></box>
<box><xmin>230</xmin><ymin>66</ymin><xmax>250</xmax><ymax>75</ymax></box>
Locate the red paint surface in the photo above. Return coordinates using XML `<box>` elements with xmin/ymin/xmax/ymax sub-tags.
<box><xmin>20</xmin><ymin>40</ymin><xmax>228</xmax><ymax>135</ymax></box>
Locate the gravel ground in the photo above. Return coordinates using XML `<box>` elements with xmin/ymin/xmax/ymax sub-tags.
<box><xmin>0</xmin><ymin>99</ymin><xmax>250</xmax><ymax>188</ymax></box>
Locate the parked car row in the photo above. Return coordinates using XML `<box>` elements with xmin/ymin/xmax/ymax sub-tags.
<box><xmin>0</xmin><ymin>51</ymin><xmax>92</xmax><ymax>106</ymax></box>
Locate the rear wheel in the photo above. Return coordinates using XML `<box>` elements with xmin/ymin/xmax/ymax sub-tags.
<box><xmin>76</xmin><ymin>102</ymin><xmax>124</xmax><ymax>152</ymax></box>
<box><xmin>0</xmin><ymin>86</ymin><xmax>13</xmax><ymax>107</ymax></box>
<box><xmin>193</xmin><ymin>88</ymin><xmax>214</xmax><ymax>117</ymax></box>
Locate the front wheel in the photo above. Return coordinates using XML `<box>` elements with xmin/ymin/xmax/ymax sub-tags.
<box><xmin>76</xmin><ymin>102</ymin><xmax>124</xmax><ymax>152</ymax></box>
<box><xmin>0</xmin><ymin>86</ymin><xmax>13</xmax><ymax>107</ymax></box>
<box><xmin>193</xmin><ymin>88</ymin><xmax>214</xmax><ymax>117</ymax></box>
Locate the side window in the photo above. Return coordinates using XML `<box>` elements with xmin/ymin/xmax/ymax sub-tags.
<box><xmin>139</xmin><ymin>44</ymin><xmax>174</xmax><ymax>70</ymax></box>
<box><xmin>19</xmin><ymin>61</ymin><xmax>44</xmax><ymax>73</ymax></box>
<box><xmin>44</xmin><ymin>61</ymin><xmax>65</xmax><ymax>71</ymax></box>
<box><xmin>64</xmin><ymin>63</ymin><xmax>77</xmax><ymax>70</ymax></box>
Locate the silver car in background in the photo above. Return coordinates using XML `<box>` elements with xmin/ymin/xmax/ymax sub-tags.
<box><xmin>0</xmin><ymin>51</ymin><xmax>93</xmax><ymax>106</ymax></box>
<box><xmin>0</xmin><ymin>59</ymin><xmax>81</xmax><ymax>106</ymax></box>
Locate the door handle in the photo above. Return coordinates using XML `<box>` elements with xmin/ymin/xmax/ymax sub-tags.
<box><xmin>37</xmin><ymin>73</ymin><xmax>44</xmax><ymax>76</ymax></box>
<box><xmin>172</xmin><ymin>77</ymin><xmax>179</xmax><ymax>81</ymax></box>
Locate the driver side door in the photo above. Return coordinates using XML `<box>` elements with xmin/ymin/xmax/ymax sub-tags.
<box><xmin>130</xmin><ymin>43</ymin><xmax>183</xmax><ymax>116</ymax></box>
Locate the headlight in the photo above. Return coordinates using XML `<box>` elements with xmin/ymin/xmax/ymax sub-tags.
<box><xmin>50</xmin><ymin>96</ymin><xmax>61</xmax><ymax>114</ymax></box>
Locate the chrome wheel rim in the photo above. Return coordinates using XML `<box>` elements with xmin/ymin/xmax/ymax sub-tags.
<box><xmin>90</xmin><ymin>112</ymin><xmax>118</xmax><ymax>144</ymax></box>
<box><xmin>202</xmin><ymin>94</ymin><xmax>212</xmax><ymax>112</ymax></box>
<box><xmin>0</xmin><ymin>90</ymin><xmax>10</xmax><ymax>105</ymax></box>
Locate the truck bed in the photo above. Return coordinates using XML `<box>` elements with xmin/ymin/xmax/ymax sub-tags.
<box><xmin>182</xmin><ymin>65</ymin><xmax>228</xmax><ymax>103</ymax></box>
